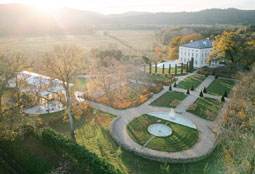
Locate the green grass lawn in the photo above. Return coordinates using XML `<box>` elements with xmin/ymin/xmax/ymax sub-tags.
<box><xmin>148</xmin><ymin>74</ymin><xmax>172</xmax><ymax>82</ymax></box>
<box><xmin>177</xmin><ymin>75</ymin><xmax>206</xmax><ymax>90</ymax></box>
<box><xmin>73</xmin><ymin>78</ymin><xmax>87</xmax><ymax>91</ymax></box>
<box><xmin>41</xmin><ymin>109</ymin><xmax>223</xmax><ymax>174</ymax></box>
<box><xmin>150</xmin><ymin>66</ymin><xmax>186</xmax><ymax>75</ymax></box>
<box><xmin>127</xmin><ymin>114</ymin><xmax>198</xmax><ymax>152</ymax></box>
<box><xmin>207</xmin><ymin>79</ymin><xmax>235</xmax><ymax>96</ymax></box>
<box><xmin>187</xmin><ymin>97</ymin><xmax>222</xmax><ymax>121</ymax></box>
<box><xmin>150</xmin><ymin>91</ymin><xmax>187</xmax><ymax>108</ymax></box>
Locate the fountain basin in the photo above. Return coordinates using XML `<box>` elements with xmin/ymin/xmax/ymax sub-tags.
<box><xmin>148</xmin><ymin>124</ymin><xmax>172</xmax><ymax>137</ymax></box>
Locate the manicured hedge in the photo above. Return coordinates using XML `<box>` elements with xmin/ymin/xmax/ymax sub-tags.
<box><xmin>41</xmin><ymin>128</ymin><xmax>122</xmax><ymax>174</ymax></box>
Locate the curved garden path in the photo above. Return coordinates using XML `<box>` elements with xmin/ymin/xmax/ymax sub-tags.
<box><xmin>75</xmin><ymin>72</ymin><xmax>226</xmax><ymax>163</ymax></box>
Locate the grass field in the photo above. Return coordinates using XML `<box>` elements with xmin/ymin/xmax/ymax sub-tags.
<box><xmin>73</xmin><ymin>78</ymin><xmax>87</xmax><ymax>91</ymax></box>
<box><xmin>207</xmin><ymin>79</ymin><xmax>235</xmax><ymax>96</ymax></box>
<box><xmin>127</xmin><ymin>114</ymin><xmax>198</xmax><ymax>152</ymax></box>
<box><xmin>177</xmin><ymin>75</ymin><xmax>206</xmax><ymax>90</ymax></box>
<box><xmin>187</xmin><ymin>97</ymin><xmax>222</xmax><ymax>121</ymax></box>
<box><xmin>0</xmin><ymin>30</ymin><xmax>155</xmax><ymax>55</ymax></box>
<box><xmin>150</xmin><ymin>91</ymin><xmax>187</xmax><ymax>108</ymax></box>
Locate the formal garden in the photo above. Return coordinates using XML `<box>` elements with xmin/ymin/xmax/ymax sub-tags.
<box><xmin>127</xmin><ymin>114</ymin><xmax>198</xmax><ymax>152</ymax></box>
<box><xmin>150</xmin><ymin>91</ymin><xmax>187</xmax><ymax>108</ymax></box>
<box><xmin>177</xmin><ymin>75</ymin><xmax>206</xmax><ymax>90</ymax></box>
<box><xmin>0</xmin><ymin>71</ymin><xmax>236</xmax><ymax>174</ymax></box>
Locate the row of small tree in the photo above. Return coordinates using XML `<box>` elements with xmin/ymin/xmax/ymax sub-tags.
<box><xmin>149</xmin><ymin>61</ymin><xmax>194</xmax><ymax>75</ymax></box>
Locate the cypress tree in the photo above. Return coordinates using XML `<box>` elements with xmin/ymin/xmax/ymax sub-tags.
<box><xmin>186</xmin><ymin>62</ymin><xmax>189</xmax><ymax>73</ymax></box>
<box><xmin>168</xmin><ymin>64</ymin><xmax>171</xmax><ymax>74</ymax></box>
<box><xmin>191</xmin><ymin>85</ymin><xmax>194</xmax><ymax>91</ymax></box>
<box><xmin>189</xmin><ymin>58</ymin><xmax>194</xmax><ymax>72</ymax></box>
<box><xmin>174</xmin><ymin>82</ymin><xmax>177</xmax><ymax>87</ymax></box>
<box><xmin>155</xmin><ymin>63</ymin><xmax>157</xmax><ymax>74</ymax></box>
<box><xmin>199</xmin><ymin>91</ymin><xmax>203</xmax><ymax>97</ymax></box>
<box><xmin>149</xmin><ymin>63</ymin><xmax>152</xmax><ymax>74</ymax></box>
<box><xmin>181</xmin><ymin>63</ymin><xmax>183</xmax><ymax>74</ymax></box>
<box><xmin>162</xmin><ymin>64</ymin><xmax>165</xmax><ymax>74</ymax></box>
<box><xmin>215</xmin><ymin>74</ymin><xmax>218</xmax><ymax>79</ymax></box>
<box><xmin>221</xmin><ymin>95</ymin><xmax>225</xmax><ymax>102</ymax></box>
<box><xmin>203</xmin><ymin>87</ymin><xmax>207</xmax><ymax>93</ymax></box>
<box><xmin>186</xmin><ymin>88</ymin><xmax>190</xmax><ymax>94</ymax></box>
<box><xmin>169</xmin><ymin>85</ymin><xmax>172</xmax><ymax>91</ymax></box>
<box><xmin>223</xmin><ymin>90</ymin><xmax>228</xmax><ymax>97</ymax></box>
<box><xmin>175</xmin><ymin>64</ymin><xmax>177</xmax><ymax>75</ymax></box>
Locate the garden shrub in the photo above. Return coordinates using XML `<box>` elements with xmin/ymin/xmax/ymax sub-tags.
<box><xmin>41</xmin><ymin>128</ymin><xmax>122</xmax><ymax>174</ymax></box>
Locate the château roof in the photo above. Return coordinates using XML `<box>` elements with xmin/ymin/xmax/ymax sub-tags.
<box><xmin>180</xmin><ymin>39</ymin><xmax>212</xmax><ymax>49</ymax></box>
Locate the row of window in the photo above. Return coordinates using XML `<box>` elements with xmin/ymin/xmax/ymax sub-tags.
<box><xmin>180</xmin><ymin>58</ymin><xmax>207</xmax><ymax>65</ymax></box>
<box><xmin>180</xmin><ymin>48</ymin><xmax>211</xmax><ymax>53</ymax></box>
<box><xmin>180</xmin><ymin>52</ymin><xmax>209</xmax><ymax>58</ymax></box>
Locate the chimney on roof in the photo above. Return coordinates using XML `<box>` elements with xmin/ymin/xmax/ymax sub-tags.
<box><xmin>190</xmin><ymin>40</ymin><xmax>193</xmax><ymax>42</ymax></box>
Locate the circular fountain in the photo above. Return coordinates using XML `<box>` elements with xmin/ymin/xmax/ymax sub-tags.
<box><xmin>148</xmin><ymin>124</ymin><xmax>172</xmax><ymax>137</ymax></box>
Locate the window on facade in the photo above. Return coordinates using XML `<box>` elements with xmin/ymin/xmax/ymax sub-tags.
<box><xmin>202</xmin><ymin>53</ymin><xmax>204</xmax><ymax>57</ymax></box>
<box><xmin>195</xmin><ymin>60</ymin><xmax>197</xmax><ymax>65</ymax></box>
<box><xmin>196</xmin><ymin>54</ymin><xmax>198</xmax><ymax>58</ymax></box>
<box><xmin>192</xmin><ymin>53</ymin><xmax>194</xmax><ymax>57</ymax></box>
<box><xmin>188</xmin><ymin>53</ymin><xmax>190</xmax><ymax>56</ymax></box>
<box><xmin>184</xmin><ymin>58</ymin><xmax>186</xmax><ymax>62</ymax></box>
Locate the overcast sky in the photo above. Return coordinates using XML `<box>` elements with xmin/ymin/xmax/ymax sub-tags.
<box><xmin>1</xmin><ymin>0</ymin><xmax>255</xmax><ymax>14</ymax></box>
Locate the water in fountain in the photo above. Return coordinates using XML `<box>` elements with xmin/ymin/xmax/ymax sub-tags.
<box><xmin>169</xmin><ymin>108</ymin><xmax>176</xmax><ymax>120</ymax></box>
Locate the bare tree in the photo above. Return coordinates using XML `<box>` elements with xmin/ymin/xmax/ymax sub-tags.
<box><xmin>0</xmin><ymin>49</ymin><xmax>27</xmax><ymax>117</ymax></box>
<box><xmin>43</xmin><ymin>45</ymin><xmax>84</xmax><ymax>141</ymax></box>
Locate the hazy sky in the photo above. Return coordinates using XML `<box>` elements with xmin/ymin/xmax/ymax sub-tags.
<box><xmin>1</xmin><ymin>0</ymin><xmax>255</xmax><ymax>14</ymax></box>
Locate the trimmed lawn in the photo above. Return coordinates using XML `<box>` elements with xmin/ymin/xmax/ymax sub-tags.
<box><xmin>150</xmin><ymin>91</ymin><xmax>187</xmax><ymax>108</ymax></box>
<box><xmin>187</xmin><ymin>97</ymin><xmax>222</xmax><ymax>121</ymax></box>
<box><xmin>207</xmin><ymin>79</ymin><xmax>235</xmax><ymax>96</ymax></box>
<box><xmin>150</xmin><ymin>66</ymin><xmax>186</xmax><ymax>75</ymax></box>
<box><xmin>73</xmin><ymin>78</ymin><xmax>86</xmax><ymax>91</ymax></box>
<box><xmin>148</xmin><ymin>74</ymin><xmax>172</xmax><ymax>82</ymax></box>
<box><xmin>127</xmin><ymin>115</ymin><xmax>198</xmax><ymax>152</ymax></box>
<box><xmin>177</xmin><ymin>75</ymin><xmax>206</xmax><ymax>90</ymax></box>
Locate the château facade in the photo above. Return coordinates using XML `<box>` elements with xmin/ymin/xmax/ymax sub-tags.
<box><xmin>178</xmin><ymin>39</ymin><xmax>222</xmax><ymax>68</ymax></box>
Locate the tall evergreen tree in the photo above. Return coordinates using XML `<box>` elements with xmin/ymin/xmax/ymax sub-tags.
<box><xmin>223</xmin><ymin>90</ymin><xmax>228</xmax><ymax>97</ymax></box>
<box><xmin>168</xmin><ymin>64</ymin><xmax>171</xmax><ymax>74</ymax></box>
<box><xmin>175</xmin><ymin>64</ymin><xmax>177</xmax><ymax>75</ymax></box>
<box><xmin>149</xmin><ymin>63</ymin><xmax>152</xmax><ymax>74</ymax></box>
<box><xmin>221</xmin><ymin>95</ymin><xmax>225</xmax><ymax>102</ymax></box>
<box><xmin>181</xmin><ymin>63</ymin><xmax>183</xmax><ymax>74</ymax></box>
<box><xmin>199</xmin><ymin>90</ymin><xmax>203</xmax><ymax>97</ymax></box>
<box><xmin>169</xmin><ymin>85</ymin><xmax>172</xmax><ymax>91</ymax></box>
<box><xmin>162</xmin><ymin>64</ymin><xmax>165</xmax><ymax>74</ymax></box>
<box><xmin>155</xmin><ymin>63</ymin><xmax>157</xmax><ymax>74</ymax></box>
<box><xmin>186</xmin><ymin>62</ymin><xmax>189</xmax><ymax>73</ymax></box>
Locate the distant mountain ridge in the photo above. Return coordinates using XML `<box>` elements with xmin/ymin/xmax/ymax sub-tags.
<box><xmin>0</xmin><ymin>4</ymin><xmax>254</xmax><ymax>35</ymax></box>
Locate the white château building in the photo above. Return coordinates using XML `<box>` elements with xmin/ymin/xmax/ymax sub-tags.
<box><xmin>178</xmin><ymin>39</ymin><xmax>222</xmax><ymax>68</ymax></box>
